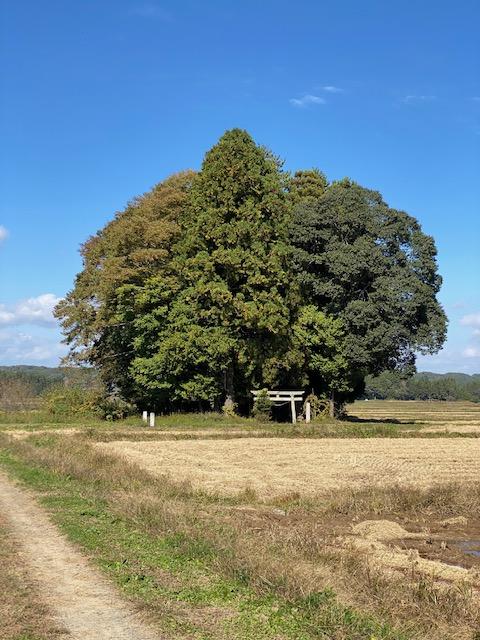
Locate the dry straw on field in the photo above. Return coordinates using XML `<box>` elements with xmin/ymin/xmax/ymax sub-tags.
<box><xmin>96</xmin><ymin>437</ymin><xmax>480</xmax><ymax>498</ymax></box>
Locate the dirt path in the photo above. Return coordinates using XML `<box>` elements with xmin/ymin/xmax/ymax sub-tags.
<box><xmin>0</xmin><ymin>471</ymin><xmax>162</xmax><ymax>640</ymax></box>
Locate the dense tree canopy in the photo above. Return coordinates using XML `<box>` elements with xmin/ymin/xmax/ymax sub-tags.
<box><xmin>290</xmin><ymin>175</ymin><xmax>447</xmax><ymax>402</ymax></box>
<box><xmin>56</xmin><ymin>129</ymin><xmax>447</xmax><ymax>415</ymax></box>
<box><xmin>55</xmin><ymin>171</ymin><xmax>194</xmax><ymax>398</ymax></box>
<box><xmin>131</xmin><ymin>129</ymin><xmax>296</xmax><ymax>410</ymax></box>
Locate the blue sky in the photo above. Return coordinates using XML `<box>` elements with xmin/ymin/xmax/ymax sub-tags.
<box><xmin>0</xmin><ymin>0</ymin><xmax>479</xmax><ymax>372</ymax></box>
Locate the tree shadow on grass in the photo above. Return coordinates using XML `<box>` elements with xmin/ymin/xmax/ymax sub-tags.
<box><xmin>342</xmin><ymin>415</ymin><xmax>406</xmax><ymax>425</ymax></box>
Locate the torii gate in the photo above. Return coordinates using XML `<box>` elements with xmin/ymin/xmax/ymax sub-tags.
<box><xmin>251</xmin><ymin>390</ymin><xmax>305</xmax><ymax>424</ymax></box>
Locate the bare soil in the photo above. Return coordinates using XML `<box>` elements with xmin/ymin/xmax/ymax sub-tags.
<box><xmin>342</xmin><ymin>516</ymin><xmax>480</xmax><ymax>592</ymax></box>
<box><xmin>0</xmin><ymin>471</ymin><xmax>162</xmax><ymax>640</ymax></box>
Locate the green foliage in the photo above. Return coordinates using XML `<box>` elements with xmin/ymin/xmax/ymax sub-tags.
<box><xmin>222</xmin><ymin>397</ymin><xmax>238</xmax><ymax>417</ymax></box>
<box><xmin>131</xmin><ymin>129</ymin><xmax>296</xmax><ymax>408</ymax></box>
<box><xmin>252</xmin><ymin>388</ymin><xmax>273</xmax><ymax>421</ymax></box>
<box><xmin>92</xmin><ymin>394</ymin><xmax>135</xmax><ymax>421</ymax></box>
<box><xmin>291</xmin><ymin>306</ymin><xmax>352</xmax><ymax>394</ymax></box>
<box><xmin>304</xmin><ymin>393</ymin><xmax>329</xmax><ymax>420</ymax></box>
<box><xmin>43</xmin><ymin>386</ymin><xmax>97</xmax><ymax>417</ymax></box>
<box><xmin>290</xmin><ymin>178</ymin><xmax>447</xmax><ymax>405</ymax></box>
<box><xmin>43</xmin><ymin>386</ymin><xmax>134</xmax><ymax>420</ymax></box>
<box><xmin>55</xmin><ymin>130</ymin><xmax>448</xmax><ymax>414</ymax></box>
<box><xmin>55</xmin><ymin>171</ymin><xmax>195</xmax><ymax>400</ymax></box>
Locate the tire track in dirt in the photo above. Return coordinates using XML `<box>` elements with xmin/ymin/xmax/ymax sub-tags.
<box><xmin>0</xmin><ymin>471</ymin><xmax>162</xmax><ymax>640</ymax></box>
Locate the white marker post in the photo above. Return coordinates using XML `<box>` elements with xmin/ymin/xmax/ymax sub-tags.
<box><xmin>149</xmin><ymin>412</ymin><xmax>155</xmax><ymax>428</ymax></box>
<box><xmin>305</xmin><ymin>401</ymin><xmax>311</xmax><ymax>424</ymax></box>
<box><xmin>142</xmin><ymin>410</ymin><xmax>148</xmax><ymax>423</ymax></box>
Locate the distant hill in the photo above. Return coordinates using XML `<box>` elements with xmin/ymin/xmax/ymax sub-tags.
<box><xmin>364</xmin><ymin>371</ymin><xmax>480</xmax><ymax>401</ymax></box>
<box><xmin>1</xmin><ymin>365</ymin><xmax>478</xmax><ymax>401</ymax></box>
<box><xmin>0</xmin><ymin>365</ymin><xmax>97</xmax><ymax>395</ymax></box>
<box><xmin>416</xmin><ymin>371</ymin><xmax>480</xmax><ymax>384</ymax></box>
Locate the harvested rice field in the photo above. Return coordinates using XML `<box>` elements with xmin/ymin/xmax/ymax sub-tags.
<box><xmin>96</xmin><ymin>437</ymin><xmax>480</xmax><ymax>498</ymax></box>
<box><xmin>347</xmin><ymin>399</ymin><xmax>480</xmax><ymax>433</ymax></box>
<box><xmin>2</xmin><ymin>400</ymin><xmax>480</xmax><ymax>640</ymax></box>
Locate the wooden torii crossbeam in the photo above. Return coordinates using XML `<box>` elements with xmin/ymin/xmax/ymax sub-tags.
<box><xmin>251</xmin><ymin>390</ymin><xmax>305</xmax><ymax>424</ymax></box>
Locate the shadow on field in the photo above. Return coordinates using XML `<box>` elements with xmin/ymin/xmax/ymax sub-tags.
<box><xmin>343</xmin><ymin>415</ymin><xmax>404</xmax><ymax>425</ymax></box>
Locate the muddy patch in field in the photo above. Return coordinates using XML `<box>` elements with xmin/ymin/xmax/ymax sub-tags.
<box><xmin>222</xmin><ymin>500</ymin><xmax>480</xmax><ymax>593</ymax></box>
<box><xmin>393</xmin><ymin>517</ymin><xmax>480</xmax><ymax>572</ymax></box>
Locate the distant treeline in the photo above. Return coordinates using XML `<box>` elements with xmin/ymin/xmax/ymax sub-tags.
<box><xmin>0</xmin><ymin>366</ymin><xmax>97</xmax><ymax>395</ymax></box>
<box><xmin>364</xmin><ymin>371</ymin><xmax>480</xmax><ymax>402</ymax></box>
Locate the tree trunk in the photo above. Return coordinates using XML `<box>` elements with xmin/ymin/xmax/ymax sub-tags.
<box><xmin>224</xmin><ymin>363</ymin><xmax>235</xmax><ymax>410</ymax></box>
<box><xmin>329</xmin><ymin>390</ymin><xmax>335</xmax><ymax>418</ymax></box>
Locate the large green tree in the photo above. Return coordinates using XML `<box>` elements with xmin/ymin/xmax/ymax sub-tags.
<box><xmin>56</xmin><ymin>132</ymin><xmax>447</xmax><ymax>416</ymax></box>
<box><xmin>55</xmin><ymin>171</ymin><xmax>194</xmax><ymax>398</ymax></box>
<box><xmin>290</xmin><ymin>175</ymin><xmax>447</xmax><ymax>407</ymax></box>
<box><xmin>131</xmin><ymin>129</ymin><xmax>296</xmax><ymax>410</ymax></box>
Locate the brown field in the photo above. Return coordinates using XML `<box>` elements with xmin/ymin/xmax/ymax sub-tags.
<box><xmin>96</xmin><ymin>436</ymin><xmax>480</xmax><ymax>498</ymax></box>
<box><xmin>347</xmin><ymin>399</ymin><xmax>480</xmax><ymax>433</ymax></box>
<box><xmin>3</xmin><ymin>400</ymin><xmax>480</xmax><ymax>639</ymax></box>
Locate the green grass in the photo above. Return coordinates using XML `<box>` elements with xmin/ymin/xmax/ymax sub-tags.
<box><xmin>0</xmin><ymin>438</ymin><xmax>413</xmax><ymax>640</ymax></box>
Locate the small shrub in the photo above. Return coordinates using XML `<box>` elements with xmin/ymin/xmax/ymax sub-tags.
<box><xmin>93</xmin><ymin>394</ymin><xmax>135</xmax><ymax>421</ymax></box>
<box><xmin>43</xmin><ymin>386</ymin><xmax>97</xmax><ymax>417</ymax></box>
<box><xmin>304</xmin><ymin>393</ymin><xmax>329</xmax><ymax>421</ymax></box>
<box><xmin>43</xmin><ymin>386</ymin><xmax>134</xmax><ymax>420</ymax></box>
<box><xmin>222</xmin><ymin>398</ymin><xmax>238</xmax><ymax>417</ymax></box>
<box><xmin>252</xmin><ymin>388</ymin><xmax>272</xmax><ymax>421</ymax></box>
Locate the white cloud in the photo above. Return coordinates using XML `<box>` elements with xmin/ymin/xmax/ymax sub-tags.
<box><xmin>0</xmin><ymin>294</ymin><xmax>61</xmax><ymax>327</ymax></box>
<box><xmin>0</xmin><ymin>225</ymin><xmax>8</xmax><ymax>243</ymax></box>
<box><xmin>417</xmin><ymin>343</ymin><xmax>480</xmax><ymax>373</ymax></box>
<box><xmin>460</xmin><ymin>313</ymin><xmax>480</xmax><ymax>327</ymax></box>
<box><xmin>416</xmin><ymin>348</ymin><xmax>478</xmax><ymax>374</ymax></box>
<box><xmin>401</xmin><ymin>95</ymin><xmax>436</xmax><ymax>104</ymax></box>
<box><xmin>463</xmin><ymin>346</ymin><xmax>480</xmax><ymax>358</ymax></box>
<box><xmin>290</xmin><ymin>94</ymin><xmax>326</xmax><ymax>108</ymax></box>
<box><xmin>321</xmin><ymin>85</ymin><xmax>343</xmax><ymax>93</ymax></box>
<box><xmin>0</xmin><ymin>330</ymin><xmax>66</xmax><ymax>365</ymax></box>
<box><xmin>459</xmin><ymin>314</ymin><xmax>480</xmax><ymax>359</ymax></box>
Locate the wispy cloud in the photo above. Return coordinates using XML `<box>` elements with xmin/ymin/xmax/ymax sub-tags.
<box><xmin>321</xmin><ymin>85</ymin><xmax>343</xmax><ymax>93</ymax></box>
<box><xmin>460</xmin><ymin>313</ymin><xmax>480</xmax><ymax>327</ymax></box>
<box><xmin>416</xmin><ymin>347</ymin><xmax>479</xmax><ymax>373</ymax></box>
<box><xmin>130</xmin><ymin>4</ymin><xmax>172</xmax><ymax>20</ymax></box>
<box><xmin>0</xmin><ymin>225</ymin><xmax>8</xmax><ymax>244</ymax></box>
<box><xmin>290</xmin><ymin>94</ymin><xmax>326</xmax><ymax>108</ymax></box>
<box><xmin>0</xmin><ymin>329</ymin><xmax>66</xmax><ymax>365</ymax></box>
<box><xmin>401</xmin><ymin>95</ymin><xmax>436</xmax><ymax>104</ymax></box>
<box><xmin>472</xmin><ymin>97</ymin><xmax>480</xmax><ymax>102</ymax></box>
<box><xmin>459</xmin><ymin>313</ymin><xmax>480</xmax><ymax>360</ymax></box>
<box><xmin>0</xmin><ymin>294</ymin><xmax>61</xmax><ymax>328</ymax></box>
